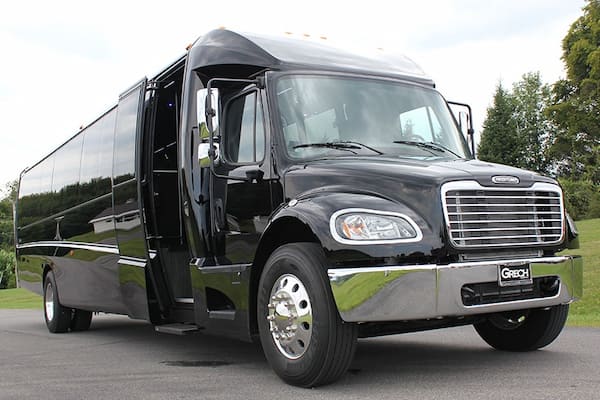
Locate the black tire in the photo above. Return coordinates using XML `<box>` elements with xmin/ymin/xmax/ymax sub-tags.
<box><xmin>43</xmin><ymin>271</ymin><xmax>72</xmax><ymax>333</ymax></box>
<box><xmin>257</xmin><ymin>243</ymin><xmax>357</xmax><ymax>387</ymax></box>
<box><xmin>474</xmin><ymin>304</ymin><xmax>569</xmax><ymax>351</ymax></box>
<box><xmin>71</xmin><ymin>309</ymin><xmax>93</xmax><ymax>331</ymax></box>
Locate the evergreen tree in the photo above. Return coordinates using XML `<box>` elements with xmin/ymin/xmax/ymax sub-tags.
<box><xmin>477</xmin><ymin>83</ymin><xmax>522</xmax><ymax>166</ymax></box>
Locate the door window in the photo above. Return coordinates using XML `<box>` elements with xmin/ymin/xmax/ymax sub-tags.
<box><xmin>224</xmin><ymin>91</ymin><xmax>265</xmax><ymax>164</ymax></box>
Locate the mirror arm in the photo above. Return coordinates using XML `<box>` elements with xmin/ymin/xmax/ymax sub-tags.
<box><xmin>448</xmin><ymin>101</ymin><xmax>476</xmax><ymax>157</ymax></box>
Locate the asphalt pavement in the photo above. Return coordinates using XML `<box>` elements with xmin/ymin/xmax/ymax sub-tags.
<box><xmin>0</xmin><ymin>309</ymin><xmax>598</xmax><ymax>399</ymax></box>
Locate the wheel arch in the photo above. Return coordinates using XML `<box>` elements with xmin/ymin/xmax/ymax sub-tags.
<box><xmin>249</xmin><ymin>215</ymin><xmax>321</xmax><ymax>336</ymax></box>
<box><xmin>42</xmin><ymin>263</ymin><xmax>53</xmax><ymax>289</ymax></box>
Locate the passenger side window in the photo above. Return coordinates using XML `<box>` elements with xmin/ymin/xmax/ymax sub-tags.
<box><xmin>398</xmin><ymin>106</ymin><xmax>442</xmax><ymax>142</ymax></box>
<box><xmin>224</xmin><ymin>91</ymin><xmax>265</xmax><ymax>164</ymax></box>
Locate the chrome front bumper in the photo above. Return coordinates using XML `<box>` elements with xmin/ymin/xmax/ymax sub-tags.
<box><xmin>328</xmin><ymin>256</ymin><xmax>583</xmax><ymax>322</ymax></box>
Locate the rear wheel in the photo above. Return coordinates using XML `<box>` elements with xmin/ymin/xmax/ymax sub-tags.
<box><xmin>474</xmin><ymin>304</ymin><xmax>569</xmax><ymax>351</ymax></box>
<box><xmin>43</xmin><ymin>271</ymin><xmax>72</xmax><ymax>333</ymax></box>
<box><xmin>257</xmin><ymin>243</ymin><xmax>357</xmax><ymax>387</ymax></box>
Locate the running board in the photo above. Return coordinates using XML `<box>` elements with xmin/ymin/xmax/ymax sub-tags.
<box><xmin>208</xmin><ymin>310</ymin><xmax>236</xmax><ymax>320</ymax></box>
<box><xmin>154</xmin><ymin>323</ymin><xmax>199</xmax><ymax>335</ymax></box>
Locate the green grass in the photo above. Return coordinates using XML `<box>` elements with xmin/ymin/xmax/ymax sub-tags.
<box><xmin>562</xmin><ymin>218</ymin><xmax>600</xmax><ymax>327</ymax></box>
<box><xmin>0</xmin><ymin>288</ymin><xmax>42</xmax><ymax>309</ymax></box>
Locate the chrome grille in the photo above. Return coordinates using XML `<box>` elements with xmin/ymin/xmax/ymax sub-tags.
<box><xmin>442</xmin><ymin>181</ymin><xmax>564</xmax><ymax>248</ymax></box>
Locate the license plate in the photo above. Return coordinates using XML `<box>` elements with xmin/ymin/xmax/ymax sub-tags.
<box><xmin>498</xmin><ymin>263</ymin><xmax>532</xmax><ymax>287</ymax></box>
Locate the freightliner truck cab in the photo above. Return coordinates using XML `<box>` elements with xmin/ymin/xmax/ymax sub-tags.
<box><xmin>180</xmin><ymin>29</ymin><xmax>582</xmax><ymax>386</ymax></box>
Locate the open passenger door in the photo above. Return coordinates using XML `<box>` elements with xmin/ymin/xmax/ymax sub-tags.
<box><xmin>112</xmin><ymin>78</ymin><xmax>160</xmax><ymax>319</ymax></box>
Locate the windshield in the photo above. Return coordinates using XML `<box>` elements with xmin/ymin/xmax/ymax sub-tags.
<box><xmin>275</xmin><ymin>75</ymin><xmax>471</xmax><ymax>161</ymax></box>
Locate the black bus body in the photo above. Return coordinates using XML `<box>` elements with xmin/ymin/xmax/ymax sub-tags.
<box><xmin>16</xmin><ymin>29</ymin><xmax>582</xmax><ymax>387</ymax></box>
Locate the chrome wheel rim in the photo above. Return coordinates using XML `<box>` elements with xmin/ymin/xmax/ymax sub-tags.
<box><xmin>44</xmin><ymin>282</ymin><xmax>54</xmax><ymax>322</ymax></box>
<box><xmin>267</xmin><ymin>274</ymin><xmax>313</xmax><ymax>359</ymax></box>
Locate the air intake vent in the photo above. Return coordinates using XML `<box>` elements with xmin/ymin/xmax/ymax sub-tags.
<box><xmin>442</xmin><ymin>181</ymin><xmax>564</xmax><ymax>248</ymax></box>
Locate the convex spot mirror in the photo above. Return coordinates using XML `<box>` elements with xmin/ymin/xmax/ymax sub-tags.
<box><xmin>196</xmin><ymin>88</ymin><xmax>220</xmax><ymax>166</ymax></box>
<box><xmin>198</xmin><ymin>142</ymin><xmax>219</xmax><ymax>167</ymax></box>
<box><xmin>197</xmin><ymin>88</ymin><xmax>219</xmax><ymax>139</ymax></box>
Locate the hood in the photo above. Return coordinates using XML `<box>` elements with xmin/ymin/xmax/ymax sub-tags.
<box><xmin>284</xmin><ymin>157</ymin><xmax>555</xmax><ymax>199</ymax></box>
<box><xmin>283</xmin><ymin>157</ymin><xmax>557</xmax><ymax>233</ymax></box>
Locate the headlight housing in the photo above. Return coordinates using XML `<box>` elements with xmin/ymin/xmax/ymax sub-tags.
<box><xmin>330</xmin><ymin>208</ymin><xmax>423</xmax><ymax>245</ymax></box>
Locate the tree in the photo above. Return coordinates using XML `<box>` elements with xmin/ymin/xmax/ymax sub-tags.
<box><xmin>547</xmin><ymin>0</ymin><xmax>600</xmax><ymax>183</ymax></box>
<box><xmin>0</xmin><ymin>180</ymin><xmax>17</xmax><ymax>251</ymax></box>
<box><xmin>0</xmin><ymin>249</ymin><xmax>16</xmax><ymax>289</ymax></box>
<box><xmin>511</xmin><ymin>72</ymin><xmax>553</xmax><ymax>174</ymax></box>
<box><xmin>477</xmin><ymin>83</ymin><xmax>522</xmax><ymax>166</ymax></box>
<box><xmin>478</xmin><ymin>75</ymin><xmax>553</xmax><ymax>174</ymax></box>
<box><xmin>0</xmin><ymin>180</ymin><xmax>17</xmax><ymax>288</ymax></box>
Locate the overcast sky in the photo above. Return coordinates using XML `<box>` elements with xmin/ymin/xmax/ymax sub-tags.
<box><xmin>0</xmin><ymin>0</ymin><xmax>586</xmax><ymax>193</ymax></box>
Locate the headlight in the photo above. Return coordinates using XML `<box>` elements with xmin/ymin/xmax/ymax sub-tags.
<box><xmin>330</xmin><ymin>208</ymin><xmax>423</xmax><ymax>245</ymax></box>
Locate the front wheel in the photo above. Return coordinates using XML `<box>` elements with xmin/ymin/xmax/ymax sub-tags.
<box><xmin>474</xmin><ymin>304</ymin><xmax>569</xmax><ymax>351</ymax></box>
<box><xmin>257</xmin><ymin>243</ymin><xmax>357</xmax><ymax>387</ymax></box>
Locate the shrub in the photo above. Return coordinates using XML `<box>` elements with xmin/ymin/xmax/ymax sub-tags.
<box><xmin>559</xmin><ymin>178</ymin><xmax>600</xmax><ymax>220</ymax></box>
<box><xmin>0</xmin><ymin>249</ymin><xmax>16</xmax><ymax>289</ymax></box>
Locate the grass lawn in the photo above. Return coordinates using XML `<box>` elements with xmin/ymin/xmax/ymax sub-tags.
<box><xmin>0</xmin><ymin>288</ymin><xmax>41</xmax><ymax>309</ymax></box>
<box><xmin>562</xmin><ymin>218</ymin><xmax>600</xmax><ymax>327</ymax></box>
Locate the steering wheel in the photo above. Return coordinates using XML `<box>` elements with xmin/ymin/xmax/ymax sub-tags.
<box><xmin>404</xmin><ymin>134</ymin><xmax>426</xmax><ymax>142</ymax></box>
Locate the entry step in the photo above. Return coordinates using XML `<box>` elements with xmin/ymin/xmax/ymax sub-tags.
<box><xmin>155</xmin><ymin>323</ymin><xmax>199</xmax><ymax>335</ymax></box>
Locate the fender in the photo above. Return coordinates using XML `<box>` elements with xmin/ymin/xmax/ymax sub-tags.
<box><xmin>258</xmin><ymin>190</ymin><xmax>443</xmax><ymax>267</ymax></box>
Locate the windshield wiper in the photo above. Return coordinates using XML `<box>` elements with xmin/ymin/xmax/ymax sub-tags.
<box><xmin>293</xmin><ymin>141</ymin><xmax>383</xmax><ymax>155</ymax></box>
<box><xmin>393</xmin><ymin>140</ymin><xmax>460</xmax><ymax>158</ymax></box>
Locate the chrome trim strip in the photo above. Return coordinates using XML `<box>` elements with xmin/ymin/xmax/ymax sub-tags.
<box><xmin>118</xmin><ymin>257</ymin><xmax>146</xmax><ymax>268</ymax></box>
<box><xmin>175</xmin><ymin>297</ymin><xmax>195</xmax><ymax>304</ymax></box>
<box><xmin>194</xmin><ymin>263</ymin><xmax>250</xmax><ymax>273</ymax></box>
<box><xmin>17</xmin><ymin>241</ymin><xmax>119</xmax><ymax>254</ymax></box>
<box><xmin>328</xmin><ymin>255</ymin><xmax>582</xmax><ymax>322</ymax></box>
<box><xmin>451</xmin><ymin>218</ymin><xmax>563</xmax><ymax>224</ymax></box>
<box><xmin>329</xmin><ymin>208</ymin><xmax>423</xmax><ymax>245</ymax></box>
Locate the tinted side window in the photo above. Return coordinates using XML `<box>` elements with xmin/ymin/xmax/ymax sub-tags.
<box><xmin>224</xmin><ymin>92</ymin><xmax>265</xmax><ymax>164</ymax></box>
<box><xmin>38</xmin><ymin>156</ymin><xmax>54</xmax><ymax>195</ymax></box>
<box><xmin>113</xmin><ymin>90</ymin><xmax>141</xmax><ymax>184</ymax></box>
<box><xmin>17</xmin><ymin>155</ymin><xmax>54</xmax><ymax>226</ymax></box>
<box><xmin>52</xmin><ymin>135</ymin><xmax>83</xmax><ymax>194</ymax></box>
<box><xmin>80</xmin><ymin>108</ymin><xmax>116</xmax><ymax>199</ymax></box>
<box><xmin>52</xmin><ymin>135</ymin><xmax>83</xmax><ymax>212</ymax></box>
